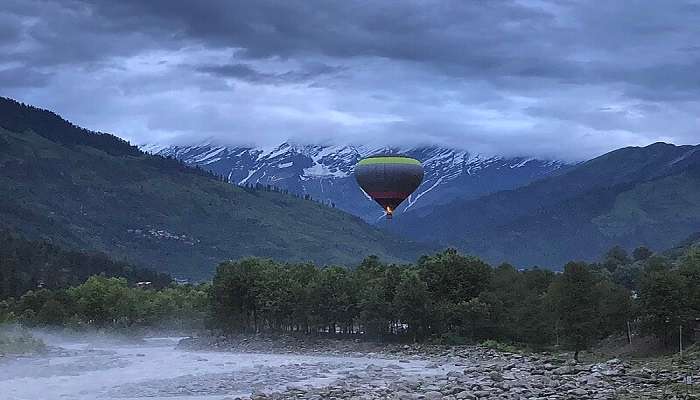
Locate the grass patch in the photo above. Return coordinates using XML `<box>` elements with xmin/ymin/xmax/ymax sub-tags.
<box><xmin>479</xmin><ymin>339</ymin><xmax>521</xmax><ymax>353</ymax></box>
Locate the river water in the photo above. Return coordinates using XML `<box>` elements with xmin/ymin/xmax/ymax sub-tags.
<box><xmin>0</xmin><ymin>336</ymin><xmax>446</xmax><ymax>400</ymax></box>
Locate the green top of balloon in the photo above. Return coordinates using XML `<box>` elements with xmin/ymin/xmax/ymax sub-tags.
<box><xmin>357</xmin><ymin>156</ymin><xmax>421</xmax><ymax>166</ymax></box>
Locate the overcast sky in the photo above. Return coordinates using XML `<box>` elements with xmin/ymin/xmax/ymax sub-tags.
<box><xmin>2</xmin><ymin>1</ymin><xmax>699</xmax><ymax>160</ymax></box>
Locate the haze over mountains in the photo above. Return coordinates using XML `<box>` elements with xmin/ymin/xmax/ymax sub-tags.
<box><xmin>151</xmin><ymin>143</ymin><xmax>569</xmax><ymax>222</ymax></box>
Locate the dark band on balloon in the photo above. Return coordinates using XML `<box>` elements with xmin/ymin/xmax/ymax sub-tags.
<box><xmin>367</xmin><ymin>191</ymin><xmax>411</xmax><ymax>199</ymax></box>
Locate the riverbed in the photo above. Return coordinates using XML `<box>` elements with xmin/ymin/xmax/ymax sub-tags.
<box><xmin>2</xmin><ymin>334</ymin><xmax>692</xmax><ymax>400</ymax></box>
<box><xmin>0</xmin><ymin>336</ymin><xmax>451</xmax><ymax>400</ymax></box>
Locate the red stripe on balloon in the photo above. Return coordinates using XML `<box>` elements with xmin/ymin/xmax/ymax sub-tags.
<box><xmin>367</xmin><ymin>191</ymin><xmax>410</xmax><ymax>199</ymax></box>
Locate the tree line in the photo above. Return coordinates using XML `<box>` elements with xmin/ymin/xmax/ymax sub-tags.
<box><xmin>1</xmin><ymin>276</ymin><xmax>209</xmax><ymax>331</ymax></box>
<box><xmin>209</xmin><ymin>246</ymin><xmax>700</xmax><ymax>358</ymax></box>
<box><xmin>239</xmin><ymin>182</ymin><xmax>336</xmax><ymax>208</ymax></box>
<box><xmin>0</xmin><ymin>97</ymin><xmax>140</xmax><ymax>157</ymax></box>
<box><xmin>2</xmin><ymin>244</ymin><xmax>699</xmax><ymax>358</ymax></box>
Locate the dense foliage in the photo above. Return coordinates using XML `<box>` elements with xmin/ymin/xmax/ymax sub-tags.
<box><xmin>211</xmin><ymin>257</ymin><xmax>543</xmax><ymax>345</ymax></box>
<box><xmin>1</xmin><ymin>276</ymin><xmax>210</xmax><ymax>331</ymax></box>
<box><xmin>205</xmin><ymin>252</ymin><xmax>578</xmax><ymax>349</ymax></box>
<box><xmin>3</xmin><ymin>241</ymin><xmax>700</xmax><ymax>357</ymax></box>
<box><xmin>208</xmin><ymin>243</ymin><xmax>700</xmax><ymax>356</ymax></box>
<box><xmin>0</xmin><ymin>231</ymin><xmax>171</xmax><ymax>300</ymax></box>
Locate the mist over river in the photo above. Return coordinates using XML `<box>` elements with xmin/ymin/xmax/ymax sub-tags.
<box><xmin>0</xmin><ymin>335</ymin><xmax>448</xmax><ymax>400</ymax></box>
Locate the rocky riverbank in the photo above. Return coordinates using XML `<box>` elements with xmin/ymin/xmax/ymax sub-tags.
<box><xmin>179</xmin><ymin>336</ymin><xmax>700</xmax><ymax>400</ymax></box>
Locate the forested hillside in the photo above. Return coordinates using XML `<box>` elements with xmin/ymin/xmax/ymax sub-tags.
<box><xmin>396</xmin><ymin>143</ymin><xmax>700</xmax><ymax>268</ymax></box>
<box><xmin>0</xmin><ymin>231</ymin><xmax>171</xmax><ymax>300</ymax></box>
<box><xmin>0</xmin><ymin>98</ymin><xmax>428</xmax><ymax>279</ymax></box>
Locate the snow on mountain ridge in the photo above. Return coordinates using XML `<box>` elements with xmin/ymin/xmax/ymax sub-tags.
<box><xmin>147</xmin><ymin>142</ymin><xmax>568</xmax><ymax>221</ymax></box>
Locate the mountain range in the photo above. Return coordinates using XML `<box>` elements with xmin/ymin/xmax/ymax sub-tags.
<box><xmin>394</xmin><ymin>142</ymin><xmax>700</xmax><ymax>267</ymax></box>
<box><xmin>0</xmin><ymin>97</ymin><xmax>427</xmax><ymax>279</ymax></box>
<box><xmin>151</xmin><ymin>140</ymin><xmax>700</xmax><ymax>269</ymax></box>
<box><xmin>3</xmin><ymin>95</ymin><xmax>698</xmax><ymax>274</ymax></box>
<box><xmin>150</xmin><ymin>143</ymin><xmax>569</xmax><ymax>222</ymax></box>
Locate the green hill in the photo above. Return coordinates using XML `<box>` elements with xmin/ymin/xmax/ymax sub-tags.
<box><xmin>0</xmin><ymin>97</ymin><xmax>426</xmax><ymax>279</ymax></box>
<box><xmin>396</xmin><ymin>142</ymin><xmax>700</xmax><ymax>268</ymax></box>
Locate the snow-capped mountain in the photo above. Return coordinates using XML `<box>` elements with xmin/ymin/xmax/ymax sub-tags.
<box><xmin>149</xmin><ymin>142</ymin><xmax>570</xmax><ymax>222</ymax></box>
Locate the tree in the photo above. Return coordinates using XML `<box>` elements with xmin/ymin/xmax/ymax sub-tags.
<box><xmin>358</xmin><ymin>281</ymin><xmax>391</xmax><ymax>339</ymax></box>
<box><xmin>418</xmin><ymin>249</ymin><xmax>492</xmax><ymax>305</ymax></box>
<box><xmin>550</xmin><ymin>262</ymin><xmax>599</xmax><ymax>361</ymax></box>
<box><xmin>286</xmin><ymin>263</ymin><xmax>318</xmax><ymax>333</ymax></box>
<box><xmin>515</xmin><ymin>293</ymin><xmax>554</xmax><ymax>348</ymax></box>
<box><xmin>638</xmin><ymin>264</ymin><xmax>689</xmax><ymax>345</ymax></box>
<box><xmin>594</xmin><ymin>280</ymin><xmax>632</xmax><ymax>337</ymax></box>
<box><xmin>455</xmin><ymin>297</ymin><xmax>491</xmax><ymax>341</ymax></box>
<box><xmin>680</xmin><ymin>248</ymin><xmax>700</xmax><ymax>315</ymax></box>
<box><xmin>310</xmin><ymin>266</ymin><xmax>355</xmax><ymax>334</ymax></box>
<box><xmin>416</xmin><ymin>249</ymin><xmax>492</xmax><ymax>337</ymax></box>
<box><xmin>676</xmin><ymin>250</ymin><xmax>700</xmax><ymax>342</ymax></box>
<box><xmin>0</xmin><ymin>299</ymin><xmax>15</xmax><ymax>323</ymax></box>
<box><xmin>210</xmin><ymin>258</ymin><xmax>269</xmax><ymax>333</ymax></box>
<box><xmin>394</xmin><ymin>270</ymin><xmax>431</xmax><ymax>342</ymax></box>
<box><xmin>632</xmin><ymin>246</ymin><xmax>653</xmax><ymax>262</ymax></box>
<box><xmin>612</xmin><ymin>263</ymin><xmax>642</xmax><ymax>290</ymax></box>
<box><xmin>355</xmin><ymin>257</ymin><xmax>394</xmax><ymax>339</ymax></box>
<box><xmin>479</xmin><ymin>263</ymin><xmax>525</xmax><ymax>339</ymax></box>
<box><xmin>603</xmin><ymin>246</ymin><xmax>631</xmax><ymax>272</ymax></box>
<box><xmin>36</xmin><ymin>297</ymin><xmax>69</xmax><ymax>326</ymax></box>
<box><xmin>522</xmin><ymin>267</ymin><xmax>556</xmax><ymax>294</ymax></box>
<box><xmin>67</xmin><ymin>276</ymin><xmax>135</xmax><ymax>327</ymax></box>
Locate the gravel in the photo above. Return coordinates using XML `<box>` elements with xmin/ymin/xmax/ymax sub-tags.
<box><xmin>181</xmin><ymin>335</ymin><xmax>700</xmax><ymax>400</ymax></box>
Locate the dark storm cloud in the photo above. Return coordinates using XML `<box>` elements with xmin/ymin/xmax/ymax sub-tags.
<box><xmin>195</xmin><ymin>62</ymin><xmax>343</xmax><ymax>85</ymax></box>
<box><xmin>0</xmin><ymin>12</ymin><xmax>23</xmax><ymax>46</ymax></box>
<box><xmin>0</xmin><ymin>0</ymin><xmax>178</xmax><ymax>67</ymax></box>
<box><xmin>88</xmin><ymin>0</ymin><xmax>552</xmax><ymax>59</ymax></box>
<box><xmin>0</xmin><ymin>67</ymin><xmax>51</xmax><ymax>88</ymax></box>
<box><xmin>1</xmin><ymin>0</ymin><xmax>699</xmax><ymax>160</ymax></box>
<box><xmin>84</xmin><ymin>0</ymin><xmax>564</xmax><ymax>77</ymax></box>
<box><xmin>81</xmin><ymin>1</ymin><xmax>700</xmax><ymax>94</ymax></box>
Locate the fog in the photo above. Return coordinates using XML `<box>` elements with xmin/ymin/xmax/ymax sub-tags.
<box><xmin>0</xmin><ymin>331</ymin><xmax>450</xmax><ymax>400</ymax></box>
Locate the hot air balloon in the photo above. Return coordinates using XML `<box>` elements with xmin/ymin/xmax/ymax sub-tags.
<box><xmin>354</xmin><ymin>154</ymin><xmax>424</xmax><ymax>219</ymax></box>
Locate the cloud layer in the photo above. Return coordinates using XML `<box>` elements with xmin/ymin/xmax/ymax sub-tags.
<box><xmin>2</xmin><ymin>0</ymin><xmax>699</xmax><ymax>160</ymax></box>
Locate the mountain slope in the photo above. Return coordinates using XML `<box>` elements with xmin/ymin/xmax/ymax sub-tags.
<box><xmin>0</xmin><ymin>97</ymin><xmax>427</xmax><ymax>279</ymax></box>
<box><xmin>152</xmin><ymin>143</ymin><xmax>568</xmax><ymax>222</ymax></box>
<box><xmin>663</xmin><ymin>231</ymin><xmax>700</xmax><ymax>262</ymax></box>
<box><xmin>395</xmin><ymin>142</ymin><xmax>700</xmax><ymax>268</ymax></box>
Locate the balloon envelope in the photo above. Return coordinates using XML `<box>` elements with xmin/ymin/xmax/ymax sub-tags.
<box><xmin>354</xmin><ymin>155</ymin><xmax>424</xmax><ymax>218</ymax></box>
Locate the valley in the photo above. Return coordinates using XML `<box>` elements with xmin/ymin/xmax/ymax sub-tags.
<box><xmin>3</xmin><ymin>3</ymin><xmax>700</xmax><ymax>400</ymax></box>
